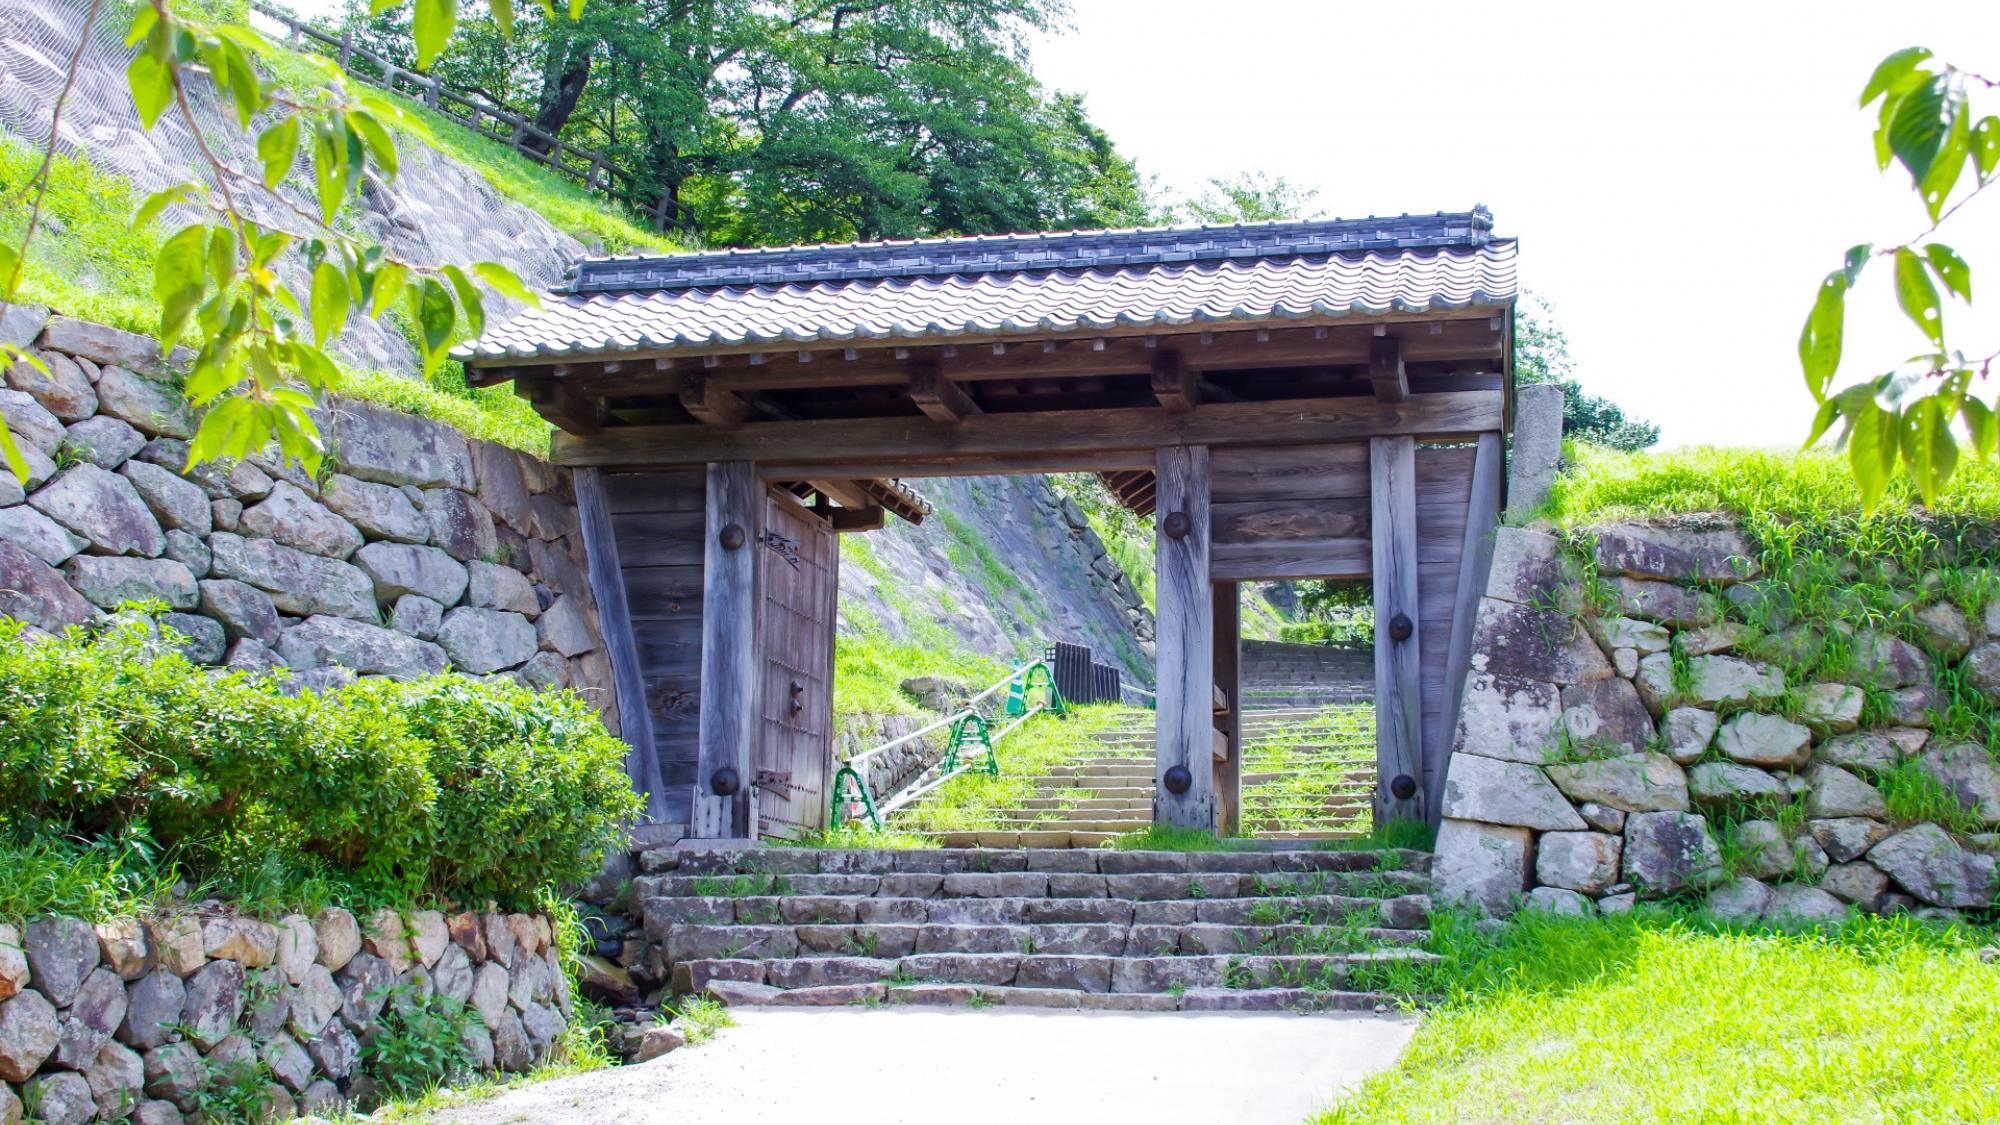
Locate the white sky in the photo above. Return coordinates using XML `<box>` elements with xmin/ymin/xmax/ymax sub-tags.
<box><xmin>1028</xmin><ymin>0</ymin><xmax>2000</xmax><ymax>447</ymax></box>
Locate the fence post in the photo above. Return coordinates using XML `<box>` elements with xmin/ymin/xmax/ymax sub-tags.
<box><xmin>338</xmin><ymin>29</ymin><xmax>352</xmax><ymax>69</ymax></box>
<box><xmin>426</xmin><ymin>77</ymin><xmax>440</xmax><ymax>109</ymax></box>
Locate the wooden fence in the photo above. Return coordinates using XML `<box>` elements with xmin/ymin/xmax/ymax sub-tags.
<box><xmin>248</xmin><ymin>1</ymin><xmax>674</xmax><ymax>230</ymax></box>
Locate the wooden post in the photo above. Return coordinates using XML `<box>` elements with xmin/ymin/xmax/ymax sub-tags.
<box><xmin>694</xmin><ymin>462</ymin><xmax>760</xmax><ymax>839</ymax></box>
<box><xmin>1435</xmin><ymin>431</ymin><xmax>1504</xmax><ymax>822</ymax></box>
<box><xmin>574</xmin><ymin>469</ymin><xmax>668</xmax><ymax>822</ymax></box>
<box><xmin>1213</xmin><ymin>580</ymin><xmax>1242</xmax><ymax>836</ymax></box>
<box><xmin>1370</xmin><ymin>436</ymin><xmax>1424</xmax><ymax>825</ymax></box>
<box><xmin>338</xmin><ymin>30</ymin><xmax>352</xmax><ymax>69</ymax></box>
<box><xmin>1154</xmin><ymin>445</ymin><xmax>1216</xmax><ymax>831</ymax></box>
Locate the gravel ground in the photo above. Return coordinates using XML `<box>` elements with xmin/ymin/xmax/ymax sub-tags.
<box><xmin>423</xmin><ymin>1008</ymin><xmax>1417</xmax><ymax>1125</ymax></box>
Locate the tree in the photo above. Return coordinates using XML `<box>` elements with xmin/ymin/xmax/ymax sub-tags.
<box><xmin>0</xmin><ymin>0</ymin><xmax>537</xmax><ymax>487</ymax></box>
<box><xmin>349</xmin><ymin>0</ymin><xmax>1149</xmax><ymax>245</ymax></box>
<box><xmin>1514</xmin><ymin>293</ymin><xmax>1658</xmax><ymax>451</ymax></box>
<box><xmin>1166</xmin><ymin>171</ymin><xmax>1321</xmax><ymax>224</ymax></box>
<box><xmin>1800</xmin><ymin>47</ymin><xmax>1996</xmax><ymax>510</ymax></box>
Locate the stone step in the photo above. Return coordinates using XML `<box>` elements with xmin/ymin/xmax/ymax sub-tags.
<box><xmin>646</xmin><ymin>892</ymin><xmax>1428</xmax><ymax>931</ymax></box>
<box><xmin>637</xmin><ymin>868</ymin><xmax>1431</xmax><ymax>904</ymax></box>
<box><xmin>703</xmin><ymin>979</ymin><xmax>1396</xmax><ymax>1014</ymax></box>
<box><xmin>678</xmin><ymin>947</ymin><xmax>1437</xmax><ymax>996</ymax></box>
<box><xmin>649</xmin><ymin>846</ymin><xmax>1428</xmax><ymax>877</ymax></box>
<box><xmin>931</xmin><ymin>830</ymin><xmax>1125</xmax><ymax>849</ymax></box>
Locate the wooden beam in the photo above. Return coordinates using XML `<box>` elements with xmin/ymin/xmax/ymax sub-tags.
<box><xmin>908</xmin><ymin>362</ymin><xmax>980</xmax><ymax>424</ymax></box>
<box><xmin>1435</xmin><ymin>431</ymin><xmax>1504</xmax><ymax>824</ymax></box>
<box><xmin>524</xmin><ymin>378</ymin><xmax>604</xmax><ymax>435</ymax></box>
<box><xmin>806</xmin><ymin>479</ymin><xmax>874</xmax><ymax>510</ymax></box>
<box><xmin>574</xmin><ymin>468</ymin><xmax>667</xmax><ymax>822</ymax></box>
<box><xmin>679</xmin><ymin>371</ymin><xmax>751</xmax><ymax>429</ymax></box>
<box><xmin>827</xmin><ymin>506</ymin><xmax>886</xmax><ymax>532</ymax></box>
<box><xmin>1154</xmin><ymin>444</ymin><xmax>1216</xmax><ymax>832</ymax></box>
<box><xmin>1370</xmin><ymin>437</ymin><xmax>1424</xmax><ymax>826</ymax></box>
<box><xmin>1213</xmin><ymin>581</ymin><xmax>1241</xmax><ymax>837</ymax></box>
<box><xmin>1150</xmin><ymin>350</ymin><xmax>1197</xmax><ymax>414</ymax></box>
<box><xmin>556</xmin><ymin>391</ymin><xmax>1503</xmax><ymax>469</ymax></box>
<box><xmin>1370</xmin><ymin>336</ymin><xmax>1408</xmax><ymax>403</ymax></box>
<box><xmin>694</xmin><ymin>462</ymin><xmax>760</xmax><ymax>839</ymax></box>
<box><xmin>761</xmin><ymin>450</ymin><xmax>1156</xmax><ymax>481</ymax></box>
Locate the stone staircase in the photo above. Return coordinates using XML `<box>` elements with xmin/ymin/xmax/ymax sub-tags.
<box><xmin>1240</xmin><ymin>640</ymin><xmax>1374</xmax><ymax>708</ymax></box>
<box><xmin>917</xmin><ymin>706</ymin><xmax>1376</xmax><ymax>848</ymax></box>
<box><xmin>637</xmin><ymin>846</ymin><xmax>1437</xmax><ymax>1013</ymax></box>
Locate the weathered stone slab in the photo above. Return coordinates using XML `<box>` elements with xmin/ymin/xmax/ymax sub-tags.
<box><xmin>353</xmin><ymin>541</ymin><xmax>469</xmax><ymax>607</ymax></box>
<box><xmin>278</xmin><ymin>616</ymin><xmax>448</xmax><ymax>680</ymax></box>
<box><xmin>60</xmin><ymin>416</ymin><xmax>145</xmax><ymax>470</ymax></box>
<box><xmin>1804</xmin><ymin>764</ymin><xmax>1888</xmax><ymax>819</ymax></box>
<box><xmin>1685</xmin><ymin>655</ymin><xmax>1785</xmax><ymax>706</ymax></box>
<box><xmin>0</xmin><ymin>505</ymin><xmax>85</xmax><ymax>566</ymax></box>
<box><xmin>1704</xmin><ymin>876</ymin><xmax>1772</xmax><ymax>924</ymax></box>
<box><xmin>1559</xmin><ymin>677</ymin><xmax>1654</xmax><ymax>754</ymax></box>
<box><xmin>29</xmin><ymin>464</ymin><xmax>166</xmax><ymax>557</ymax></box>
<box><xmin>95</xmin><ymin>366</ymin><xmax>192</xmax><ymax>438</ymax></box>
<box><xmin>1687</xmin><ymin>762</ymin><xmax>1788</xmax><ymax>811</ymax></box>
<box><xmin>1716</xmin><ymin>712</ymin><xmax>1811</xmax><ymax>769</ymax></box>
<box><xmin>1659</xmin><ymin>707</ymin><xmax>1718</xmax><ymax>764</ymax></box>
<box><xmin>422</xmin><ymin>487</ymin><xmax>499</xmax><ymax>562</ymax></box>
<box><xmin>118</xmin><ymin>461</ymin><xmax>211</xmax><ymax>537</ymax></box>
<box><xmin>1916</xmin><ymin>743</ymin><xmax>2000</xmax><ymax>825</ymax></box>
<box><xmin>1450</xmin><ymin>673</ymin><xmax>1562</xmax><ymax>764</ymax></box>
<box><xmin>1809</xmin><ymin>817</ymin><xmax>1893</xmax><ymax>864</ymax></box>
<box><xmin>6</xmin><ymin>350</ymin><xmax>96</xmax><ymax>422</ymax></box>
<box><xmin>1483</xmin><ymin>527</ymin><xmax>1564</xmax><ymax>605</ymax></box>
<box><xmin>1762</xmin><ymin>884</ymin><xmax>1849</xmax><ymax>929</ymax></box>
<box><xmin>1621</xmin><ymin>810</ymin><xmax>1723</xmax><ymax>897</ymax></box>
<box><xmin>466</xmin><ymin>560</ymin><xmax>540</xmax><ymax>616</ymax></box>
<box><xmin>1545</xmin><ymin>752</ymin><xmax>1688</xmax><ymax>813</ymax></box>
<box><xmin>1602</xmin><ymin>576</ymin><xmax>1721</xmax><ymax>627</ymax></box>
<box><xmin>1586</xmin><ymin>615</ymin><xmax>1671</xmax><ymax>656</ymax></box>
<box><xmin>1432</xmin><ymin>819</ymin><xmax>1531</xmax><ymax>917</ymax></box>
<box><xmin>1868</xmin><ymin>823</ymin><xmax>1996</xmax><ymax>908</ymax></box>
<box><xmin>0</xmin><ymin>540</ymin><xmax>95</xmax><ymax>631</ymax></box>
<box><xmin>438</xmin><ymin>607</ymin><xmax>538</xmax><ymax>673</ymax></box>
<box><xmin>1440</xmin><ymin>753</ymin><xmax>1585</xmax><ymax>830</ymax></box>
<box><xmin>1468</xmin><ymin>598</ymin><xmax>1613</xmax><ymax>685</ymax></box>
<box><xmin>239</xmin><ymin>482</ymin><xmax>363</xmax><ymax>559</ymax></box>
<box><xmin>63</xmin><ymin>556</ymin><xmax>198</xmax><ymax>611</ymax></box>
<box><xmin>536</xmin><ymin>594</ymin><xmax>599</xmax><ymax>657</ymax></box>
<box><xmin>208</xmin><ymin>534</ymin><xmax>377</xmax><ymax>621</ymax></box>
<box><xmin>1591</xmin><ymin>523</ymin><xmax>1758</xmax><ymax>585</ymax></box>
<box><xmin>1847</xmin><ymin>631</ymin><xmax>1932</xmax><ymax>690</ymax></box>
<box><xmin>326</xmin><ymin>402</ymin><xmax>474</xmax><ymax>491</ymax></box>
<box><xmin>1534</xmin><ymin>831</ymin><xmax>1621</xmax><ymax>894</ymax></box>
<box><xmin>40</xmin><ymin>319</ymin><xmax>167</xmax><ymax>374</ymax></box>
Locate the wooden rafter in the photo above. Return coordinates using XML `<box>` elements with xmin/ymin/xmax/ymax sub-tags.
<box><xmin>1369</xmin><ymin>335</ymin><xmax>1408</xmax><ymax>403</ymax></box>
<box><xmin>908</xmin><ymin>362</ymin><xmax>980</xmax><ymax>423</ymax></box>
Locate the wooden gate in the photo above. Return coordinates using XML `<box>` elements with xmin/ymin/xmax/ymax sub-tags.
<box><xmin>752</xmin><ymin>490</ymin><xmax>840</xmax><ymax>837</ymax></box>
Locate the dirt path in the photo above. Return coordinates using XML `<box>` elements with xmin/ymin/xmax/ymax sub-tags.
<box><xmin>425</xmin><ymin>1008</ymin><xmax>1417</xmax><ymax>1125</ymax></box>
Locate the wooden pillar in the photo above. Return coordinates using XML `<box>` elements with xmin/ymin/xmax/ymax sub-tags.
<box><xmin>1213</xmin><ymin>581</ymin><xmax>1242</xmax><ymax>837</ymax></box>
<box><xmin>1154</xmin><ymin>445</ymin><xmax>1215</xmax><ymax>831</ymax></box>
<box><xmin>1436</xmin><ymin>432</ymin><xmax>1504</xmax><ymax>823</ymax></box>
<box><xmin>573</xmin><ymin>468</ymin><xmax>668</xmax><ymax>823</ymax></box>
<box><xmin>694</xmin><ymin>462</ymin><xmax>761</xmax><ymax>840</ymax></box>
<box><xmin>1370</xmin><ymin>436</ymin><xmax>1425</xmax><ymax>826</ymax></box>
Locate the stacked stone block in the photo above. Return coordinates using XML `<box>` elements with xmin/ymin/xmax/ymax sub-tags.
<box><xmin>1436</xmin><ymin>521</ymin><xmax>2000</xmax><ymax>926</ymax></box>
<box><xmin>0</xmin><ymin>908</ymin><xmax>569</xmax><ymax>1123</ymax></box>
<box><xmin>0</xmin><ymin>311</ymin><xmax>613</xmax><ymax>723</ymax></box>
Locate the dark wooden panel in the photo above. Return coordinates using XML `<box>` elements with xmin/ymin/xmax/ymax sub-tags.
<box><xmin>610</xmin><ymin>510</ymin><xmax>706</xmax><ymax>567</ymax></box>
<box><xmin>575</xmin><ymin>467</ymin><xmax>668</xmax><ymax>822</ymax></box>
<box><xmin>753</xmin><ymin>490</ymin><xmax>838</xmax><ymax>837</ymax></box>
<box><xmin>602</xmin><ymin>470</ymin><xmax>705</xmax><ymax>513</ymax></box>
<box><xmin>1211</xmin><ymin>443</ymin><xmax>1369</xmax><ymax>504</ymax></box>
<box><xmin>556</xmin><ymin>392</ymin><xmax>1505</xmax><ymax>469</ymax></box>
<box><xmin>1415</xmin><ymin>446</ymin><xmax>1477</xmax><ymax>500</ymax></box>
<box><xmin>1155</xmin><ymin>444</ymin><xmax>1216</xmax><ymax>830</ymax></box>
<box><xmin>624</xmin><ymin>565</ymin><xmax>704</xmax><ymax>620</ymax></box>
<box><xmin>1212</xmin><ymin>498</ymin><xmax>1367</xmax><ymax>544</ymax></box>
<box><xmin>1210</xmin><ymin>538</ymin><xmax>1371</xmax><ymax>582</ymax></box>
<box><xmin>636</xmin><ymin>618</ymin><xmax>703</xmax><ymax>676</ymax></box>
<box><xmin>1214</xmin><ymin>582</ymin><xmax>1242</xmax><ymax>837</ymax></box>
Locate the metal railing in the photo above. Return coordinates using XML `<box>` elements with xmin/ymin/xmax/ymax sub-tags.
<box><xmin>830</xmin><ymin>661</ymin><xmax>1066</xmax><ymax>831</ymax></box>
<box><xmin>248</xmin><ymin>1</ymin><xmax>675</xmax><ymax>230</ymax></box>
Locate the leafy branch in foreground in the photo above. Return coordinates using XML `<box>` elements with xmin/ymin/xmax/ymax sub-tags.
<box><xmin>1801</xmin><ymin>47</ymin><xmax>1997</xmax><ymax>510</ymax></box>
<box><xmin>0</xmin><ymin>0</ymin><xmax>558</xmax><ymax>485</ymax></box>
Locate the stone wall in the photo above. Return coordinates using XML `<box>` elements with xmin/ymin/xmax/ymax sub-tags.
<box><xmin>0</xmin><ymin>311</ymin><xmax>614</xmax><ymax>724</ymax></box>
<box><xmin>1435</xmin><ymin>520</ymin><xmax>1999</xmax><ymax>926</ymax></box>
<box><xmin>0</xmin><ymin>907</ymin><xmax>569</xmax><ymax>1123</ymax></box>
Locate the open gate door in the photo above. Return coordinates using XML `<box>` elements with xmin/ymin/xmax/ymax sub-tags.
<box><xmin>752</xmin><ymin>489</ymin><xmax>840</xmax><ymax>837</ymax></box>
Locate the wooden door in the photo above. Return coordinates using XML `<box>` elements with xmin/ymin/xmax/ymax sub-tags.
<box><xmin>752</xmin><ymin>490</ymin><xmax>839</xmax><ymax>837</ymax></box>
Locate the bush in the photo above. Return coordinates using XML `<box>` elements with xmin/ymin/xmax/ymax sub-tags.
<box><xmin>0</xmin><ymin>619</ymin><xmax>641</xmax><ymax>908</ymax></box>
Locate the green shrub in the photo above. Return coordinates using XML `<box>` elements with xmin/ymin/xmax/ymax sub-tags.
<box><xmin>365</xmin><ymin>993</ymin><xmax>477</xmax><ymax>1099</ymax></box>
<box><xmin>0</xmin><ymin>619</ymin><xmax>641</xmax><ymax>909</ymax></box>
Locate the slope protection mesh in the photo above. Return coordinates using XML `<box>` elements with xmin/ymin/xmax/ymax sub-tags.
<box><xmin>0</xmin><ymin>0</ymin><xmax>581</xmax><ymax>373</ymax></box>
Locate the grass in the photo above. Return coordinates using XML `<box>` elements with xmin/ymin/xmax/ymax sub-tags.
<box><xmin>894</xmin><ymin>705</ymin><xmax>1130</xmax><ymax>834</ymax></box>
<box><xmin>0</xmin><ymin>141</ymin><xmax>162</xmax><ymax>334</ymax></box>
<box><xmin>1239</xmin><ymin>706</ymin><xmax>1374</xmax><ymax>836</ymax></box>
<box><xmin>834</xmin><ymin>536</ymin><xmax>1011</xmax><ymax>715</ymax></box>
<box><xmin>777</xmin><ymin>823</ymin><xmax>938</xmax><ymax>850</ymax></box>
<box><xmin>1320</xmin><ymin>909</ymin><xmax>2000</xmax><ymax>1123</ymax></box>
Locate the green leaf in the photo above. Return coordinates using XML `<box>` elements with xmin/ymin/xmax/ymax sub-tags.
<box><xmin>126</xmin><ymin>54</ymin><xmax>174</xmax><ymax>130</ymax></box>
<box><xmin>154</xmin><ymin>224</ymin><xmax>210</xmax><ymax>351</ymax></box>
<box><xmin>216</xmin><ymin>39</ymin><xmax>264</xmax><ymax>128</ymax></box>
<box><xmin>257</xmin><ymin>116</ymin><xmax>300</xmax><ymax>188</ymax></box>
<box><xmin>206</xmin><ymin>224</ymin><xmax>239</xmax><ymax>287</ymax></box>
<box><xmin>1887</xmin><ymin>74</ymin><xmax>1955</xmax><ymax>186</ymax></box>
<box><xmin>413</xmin><ymin>277</ymin><xmax>456</xmax><ymax>373</ymax></box>
<box><xmin>1848</xmin><ymin>402</ymin><xmax>1899</xmax><ymax>513</ymax></box>
<box><xmin>133</xmin><ymin>183</ymin><xmax>195</xmax><ymax>232</ymax></box>
<box><xmin>442</xmin><ymin>264</ymin><xmax>484</xmax><ymax>337</ymax></box>
<box><xmin>486</xmin><ymin>0</ymin><xmax>515</xmax><ymax>37</ymax></box>
<box><xmin>346</xmin><ymin>111</ymin><xmax>399</xmax><ymax>181</ymax></box>
<box><xmin>1803</xmin><ymin>397</ymin><xmax>1841</xmax><ymax>450</ymax></box>
<box><xmin>1893</xmin><ymin>247</ymin><xmax>1944</xmax><ymax>347</ymax></box>
<box><xmin>1799</xmin><ymin>271</ymin><xmax>1849</xmax><ymax>400</ymax></box>
<box><xmin>368</xmin><ymin>261</ymin><xmax>409</xmax><ymax>318</ymax></box>
<box><xmin>1860</xmin><ymin>47</ymin><xmax>1932</xmax><ymax>107</ymax></box>
<box><xmin>568</xmin><ymin>0</ymin><xmax>585</xmax><ymax>19</ymax></box>
<box><xmin>123</xmin><ymin>5</ymin><xmax>158</xmax><ymax>48</ymax></box>
<box><xmin>413</xmin><ymin>0</ymin><xmax>457</xmax><ymax>70</ymax></box>
<box><xmin>1925</xmin><ymin>243</ymin><xmax>1971</xmax><ymax>302</ymax></box>
<box><xmin>471</xmin><ymin>261</ymin><xmax>541</xmax><ymax>307</ymax></box>
<box><xmin>1900</xmin><ymin>396</ymin><xmax>1958</xmax><ymax>503</ymax></box>
<box><xmin>1974</xmin><ymin>117</ymin><xmax>2000</xmax><ymax>181</ymax></box>
<box><xmin>0</xmin><ymin>417</ymin><xmax>27</xmax><ymax>486</ymax></box>
<box><xmin>311</xmin><ymin>123</ymin><xmax>345</xmax><ymax>225</ymax></box>
<box><xmin>311</xmin><ymin>261</ymin><xmax>351</xmax><ymax>345</ymax></box>
<box><xmin>1916</xmin><ymin>109</ymin><xmax>1969</xmax><ymax>222</ymax></box>
<box><xmin>1963</xmin><ymin>396</ymin><xmax>1997</xmax><ymax>460</ymax></box>
<box><xmin>0</xmin><ymin>242</ymin><xmax>20</xmax><ymax>301</ymax></box>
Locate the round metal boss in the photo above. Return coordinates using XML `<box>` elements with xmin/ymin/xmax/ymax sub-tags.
<box><xmin>1389</xmin><ymin>613</ymin><xmax>1413</xmax><ymax>642</ymax></box>
<box><xmin>1163</xmin><ymin>765</ymin><xmax>1192</xmax><ymax>795</ymax></box>
<box><xmin>1389</xmin><ymin>774</ymin><xmax>1418</xmax><ymax>801</ymax></box>
<box><xmin>719</xmin><ymin>523</ymin><xmax>746</xmax><ymax>550</ymax></box>
<box><xmin>710</xmin><ymin>767</ymin><xmax>741</xmax><ymax>796</ymax></box>
<box><xmin>1162</xmin><ymin>511</ymin><xmax>1191</xmax><ymax>540</ymax></box>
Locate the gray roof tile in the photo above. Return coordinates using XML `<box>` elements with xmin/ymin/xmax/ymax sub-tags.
<box><xmin>461</xmin><ymin>209</ymin><xmax>1516</xmax><ymax>362</ymax></box>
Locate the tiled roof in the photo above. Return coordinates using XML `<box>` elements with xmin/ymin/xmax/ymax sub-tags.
<box><xmin>460</xmin><ymin>209</ymin><xmax>1516</xmax><ymax>362</ymax></box>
